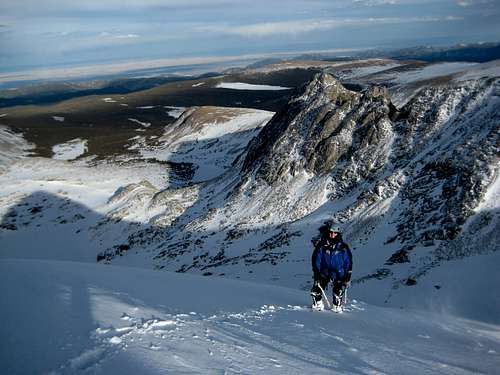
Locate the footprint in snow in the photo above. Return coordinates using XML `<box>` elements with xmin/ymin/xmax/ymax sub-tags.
<box><xmin>148</xmin><ymin>342</ymin><xmax>161</xmax><ymax>350</ymax></box>
<box><xmin>120</xmin><ymin>312</ymin><xmax>132</xmax><ymax>321</ymax></box>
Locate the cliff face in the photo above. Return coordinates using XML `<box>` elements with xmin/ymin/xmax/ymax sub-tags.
<box><xmin>237</xmin><ymin>73</ymin><xmax>498</xmax><ymax>243</ymax></box>
<box><xmin>242</xmin><ymin>73</ymin><xmax>396</xmax><ymax>187</ymax></box>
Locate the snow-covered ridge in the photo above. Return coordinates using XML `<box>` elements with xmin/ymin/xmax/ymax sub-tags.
<box><xmin>139</xmin><ymin>106</ymin><xmax>274</xmax><ymax>182</ymax></box>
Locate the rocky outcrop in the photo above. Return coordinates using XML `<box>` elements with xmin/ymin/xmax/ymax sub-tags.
<box><xmin>241</xmin><ymin>73</ymin><xmax>397</xmax><ymax>198</ymax></box>
<box><xmin>243</xmin><ymin>74</ymin><xmax>393</xmax><ymax>182</ymax></box>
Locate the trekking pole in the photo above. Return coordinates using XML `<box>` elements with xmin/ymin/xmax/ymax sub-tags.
<box><xmin>317</xmin><ymin>284</ymin><xmax>332</xmax><ymax>310</ymax></box>
<box><xmin>343</xmin><ymin>286</ymin><xmax>348</xmax><ymax>307</ymax></box>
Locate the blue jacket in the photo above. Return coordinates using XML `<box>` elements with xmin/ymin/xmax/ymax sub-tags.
<box><xmin>312</xmin><ymin>239</ymin><xmax>352</xmax><ymax>281</ymax></box>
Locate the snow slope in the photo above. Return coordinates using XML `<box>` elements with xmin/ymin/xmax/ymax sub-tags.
<box><xmin>139</xmin><ymin>106</ymin><xmax>274</xmax><ymax>182</ymax></box>
<box><xmin>0</xmin><ymin>157</ymin><xmax>169</xmax><ymax>262</ymax></box>
<box><xmin>0</xmin><ymin>125</ymin><xmax>34</xmax><ymax>171</ymax></box>
<box><xmin>1</xmin><ymin>259</ymin><xmax>499</xmax><ymax>375</ymax></box>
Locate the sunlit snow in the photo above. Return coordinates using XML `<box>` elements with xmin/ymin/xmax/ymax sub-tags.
<box><xmin>216</xmin><ymin>82</ymin><xmax>291</xmax><ymax>90</ymax></box>
<box><xmin>52</xmin><ymin>138</ymin><xmax>88</xmax><ymax>161</ymax></box>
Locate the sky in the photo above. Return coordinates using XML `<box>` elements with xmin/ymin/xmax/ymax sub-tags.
<box><xmin>0</xmin><ymin>0</ymin><xmax>499</xmax><ymax>80</ymax></box>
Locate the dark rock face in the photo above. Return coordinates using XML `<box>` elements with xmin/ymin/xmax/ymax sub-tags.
<box><xmin>393</xmin><ymin>79</ymin><xmax>499</xmax><ymax>249</ymax></box>
<box><xmin>242</xmin><ymin>73</ymin><xmax>395</xmax><ymax>190</ymax></box>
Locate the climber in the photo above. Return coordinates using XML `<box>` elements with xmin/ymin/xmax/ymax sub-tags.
<box><xmin>310</xmin><ymin>223</ymin><xmax>353</xmax><ymax>312</ymax></box>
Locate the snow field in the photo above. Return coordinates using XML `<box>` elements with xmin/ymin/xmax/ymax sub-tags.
<box><xmin>1</xmin><ymin>259</ymin><xmax>499</xmax><ymax>375</ymax></box>
<box><xmin>52</xmin><ymin>138</ymin><xmax>88</xmax><ymax>160</ymax></box>
<box><xmin>216</xmin><ymin>82</ymin><xmax>291</xmax><ymax>91</ymax></box>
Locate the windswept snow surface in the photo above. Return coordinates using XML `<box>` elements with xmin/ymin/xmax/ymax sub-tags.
<box><xmin>52</xmin><ymin>138</ymin><xmax>88</xmax><ymax>160</ymax></box>
<box><xmin>1</xmin><ymin>259</ymin><xmax>499</xmax><ymax>375</ymax></box>
<box><xmin>216</xmin><ymin>82</ymin><xmax>291</xmax><ymax>90</ymax></box>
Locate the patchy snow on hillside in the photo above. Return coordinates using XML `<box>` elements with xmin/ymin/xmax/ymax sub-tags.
<box><xmin>52</xmin><ymin>138</ymin><xmax>88</xmax><ymax>160</ymax></box>
<box><xmin>216</xmin><ymin>82</ymin><xmax>291</xmax><ymax>90</ymax></box>
<box><xmin>1</xmin><ymin>259</ymin><xmax>499</xmax><ymax>375</ymax></box>
<box><xmin>127</xmin><ymin>118</ymin><xmax>151</xmax><ymax>128</ymax></box>
<box><xmin>52</xmin><ymin>116</ymin><xmax>65</xmax><ymax>122</ymax></box>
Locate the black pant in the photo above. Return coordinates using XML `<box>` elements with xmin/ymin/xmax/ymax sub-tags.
<box><xmin>311</xmin><ymin>275</ymin><xmax>344</xmax><ymax>304</ymax></box>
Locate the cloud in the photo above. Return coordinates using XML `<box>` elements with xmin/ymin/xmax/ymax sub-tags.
<box><xmin>0</xmin><ymin>0</ymin><xmax>233</xmax><ymax>13</ymax></box>
<box><xmin>456</xmin><ymin>0</ymin><xmax>496</xmax><ymax>6</ymax></box>
<box><xmin>0</xmin><ymin>47</ymin><xmax>372</xmax><ymax>84</ymax></box>
<box><xmin>115</xmin><ymin>34</ymin><xmax>139</xmax><ymax>39</ymax></box>
<box><xmin>352</xmin><ymin>0</ymin><xmax>399</xmax><ymax>5</ymax></box>
<box><xmin>99</xmin><ymin>32</ymin><xmax>139</xmax><ymax>39</ymax></box>
<box><xmin>199</xmin><ymin>16</ymin><xmax>463</xmax><ymax>37</ymax></box>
